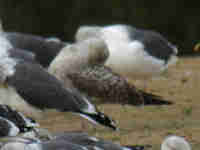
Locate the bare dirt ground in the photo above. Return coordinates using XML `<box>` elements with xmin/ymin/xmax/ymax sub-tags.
<box><xmin>38</xmin><ymin>56</ymin><xmax>200</xmax><ymax>150</ymax></box>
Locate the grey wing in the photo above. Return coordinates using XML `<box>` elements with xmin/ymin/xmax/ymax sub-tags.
<box><xmin>6</xmin><ymin>61</ymin><xmax>90</xmax><ymax>113</ymax></box>
<box><xmin>4</xmin><ymin>32</ymin><xmax>66</xmax><ymax>67</ymax></box>
<box><xmin>42</xmin><ymin>139</ymin><xmax>89</xmax><ymax>150</ymax></box>
<box><xmin>52</xmin><ymin>132</ymin><xmax>122</xmax><ymax>150</ymax></box>
<box><xmin>53</xmin><ymin>132</ymin><xmax>100</xmax><ymax>147</ymax></box>
<box><xmin>9</xmin><ymin>48</ymin><xmax>36</xmax><ymax>63</ymax></box>
<box><xmin>128</xmin><ymin>28</ymin><xmax>176</xmax><ymax>61</ymax></box>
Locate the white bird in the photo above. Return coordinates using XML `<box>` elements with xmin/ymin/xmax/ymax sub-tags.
<box><xmin>0</xmin><ymin>35</ymin><xmax>117</xmax><ymax>130</ymax></box>
<box><xmin>161</xmin><ymin>135</ymin><xmax>191</xmax><ymax>150</ymax></box>
<box><xmin>75</xmin><ymin>24</ymin><xmax>178</xmax><ymax>80</ymax></box>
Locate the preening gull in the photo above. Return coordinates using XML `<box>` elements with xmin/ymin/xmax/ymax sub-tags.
<box><xmin>0</xmin><ymin>35</ymin><xmax>117</xmax><ymax>130</ymax></box>
<box><xmin>49</xmin><ymin>38</ymin><xmax>172</xmax><ymax>105</ymax></box>
<box><xmin>49</xmin><ymin>38</ymin><xmax>109</xmax><ymax>75</ymax></box>
<box><xmin>75</xmin><ymin>24</ymin><xmax>178</xmax><ymax>80</ymax></box>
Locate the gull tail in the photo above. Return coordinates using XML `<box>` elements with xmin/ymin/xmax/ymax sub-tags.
<box><xmin>78</xmin><ymin>111</ymin><xmax>117</xmax><ymax>131</ymax></box>
<box><xmin>122</xmin><ymin>145</ymin><xmax>152</xmax><ymax>150</ymax></box>
<box><xmin>140</xmin><ymin>91</ymin><xmax>173</xmax><ymax>105</ymax></box>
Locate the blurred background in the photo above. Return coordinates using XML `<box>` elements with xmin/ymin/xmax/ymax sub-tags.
<box><xmin>0</xmin><ymin>0</ymin><xmax>199</xmax><ymax>55</ymax></box>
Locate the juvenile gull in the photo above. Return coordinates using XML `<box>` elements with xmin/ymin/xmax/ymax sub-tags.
<box><xmin>49</xmin><ymin>38</ymin><xmax>172</xmax><ymax>105</ymax></box>
<box><xmin>75</xmin><ymin>24</ymin><xmax>178</xmax><ymax>80</ymax></box>
<box><xmin>0</xmin><ymin>35</ymin><xmax>117</xmax><ymax>130</ymax></box>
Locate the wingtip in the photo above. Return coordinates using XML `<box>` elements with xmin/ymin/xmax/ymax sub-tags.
<box><xmin>140</xmin><ymin>91</ymin><xmax>174</xmax><ymax>106</ymax></box>
<box><xmin>123</xmin><ymin>144</ymin><xmax>152</xmax><ymax>150</ymax></box>
<box><xmin>78</xmin><ymin>111</ymin><xmax>118</xmax><ymax>130</ymax></box>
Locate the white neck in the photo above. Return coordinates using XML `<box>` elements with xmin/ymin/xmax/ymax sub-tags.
<box><xmin>0</xmin><ymin>35</ymin><xmax>16</xmax><ymax>82</ymax></box>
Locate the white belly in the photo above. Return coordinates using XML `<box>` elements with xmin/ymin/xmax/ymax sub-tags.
<box><xmin>104</xmin><ymin>40</ymin><xmax>171</xmax><ymax>80</ymax></box>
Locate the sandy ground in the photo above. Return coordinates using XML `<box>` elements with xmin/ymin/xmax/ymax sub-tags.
<box><xmin>37</xmin><ymin>56</ymin><xmax>200</xmax><ymax>150</ymax></box>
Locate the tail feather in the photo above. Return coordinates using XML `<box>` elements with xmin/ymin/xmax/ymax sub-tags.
<box><xmin>140</xmin><ymin>91</ymin><xmax>173</xmax><ymax>105</ymax></box>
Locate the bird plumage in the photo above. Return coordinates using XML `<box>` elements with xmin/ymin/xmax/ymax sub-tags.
<box><xmin>49</xmin><ymin>38</ymin><xmax>172</xmax><ymax>105</ymax></box>
<box><xmin>0</xmin><ymin>116</ymin><xmax>20</xmax><ymax>137</ymax></box>
<box><xmin>75</xmin><ymin>24</ymin><xmax>178</xmax><ymax>80</ymax></box>
<box><xmin>2</xmin><ymin>32</ymin><xmax>67</xmax><ymax>67</ymax></box>
<box><xmin>50</xmin><ymin>131</ymin><xmax>147</xmax><ymax>150</ymax></box>
<box><xmin>0</xmin><ymin>35</ymin><xmax>117</xmax><ymax>130</ymax></box>
<box><xmin>67</xmin><ymin>65</ymin><xmax>172</xmax><ymax>105</ymax></box>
